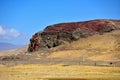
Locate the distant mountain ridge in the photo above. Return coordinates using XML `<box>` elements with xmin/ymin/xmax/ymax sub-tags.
<box><xmin>0</xmin><ymin>42</ymin><xmax>22</xmax><ymax>50</ymax></box>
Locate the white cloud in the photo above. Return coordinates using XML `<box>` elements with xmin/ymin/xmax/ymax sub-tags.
<box><xmin>0</xmin><ymin>26</ymin><xmax>6</xmax><ymax>35</ymax></box>
<box><xmin>0</xmin><ymin>26</ymin><xmax>21</xmax><ymax>40</ymax></box>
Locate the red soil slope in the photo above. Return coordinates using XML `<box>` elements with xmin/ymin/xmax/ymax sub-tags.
<box><xmin>45</xmin><ymin>19</ymin><xmax>120</xmax><ymax>32</ymax></box>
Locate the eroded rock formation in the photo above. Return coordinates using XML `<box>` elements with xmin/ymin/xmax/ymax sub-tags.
<box><xmin>28</xmin><ymin>19</ymin><xmax>120</xmax><ymax>52</ymax></box>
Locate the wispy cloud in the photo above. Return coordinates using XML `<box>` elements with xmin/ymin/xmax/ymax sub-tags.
<box><xmin>0</xmin><ymin>25</ymin><xmax>21</xmax><ymax>40</ymax></box>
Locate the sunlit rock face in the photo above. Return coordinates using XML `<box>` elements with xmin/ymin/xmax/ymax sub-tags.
<box><xmin>28</xmin><ymin>19</ymin><xmax>120</xmax><ymax>52</ymax></box>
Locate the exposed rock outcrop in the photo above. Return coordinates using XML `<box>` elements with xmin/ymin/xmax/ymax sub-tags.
<box><xmin>28</xmin><ymin>19</ymin><xmax>120</xmax><ymax>52</ymax></box>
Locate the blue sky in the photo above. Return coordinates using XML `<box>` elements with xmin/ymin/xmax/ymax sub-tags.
<box><xmin>0</xmin><ymin>0</ymin><xmax>120</xmax><ymax>45</ymax></box>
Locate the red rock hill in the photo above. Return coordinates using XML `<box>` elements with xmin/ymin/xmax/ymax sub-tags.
<box><xmin>28</xmin><ymin>19</ymin><xmax>120</xmax><ymax>52</ymax></box>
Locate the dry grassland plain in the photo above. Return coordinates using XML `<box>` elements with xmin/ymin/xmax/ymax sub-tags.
<box><xmin>0</xmin><ymin>64</ymin><xmax>120</xmax><ymax>80</ymax></box>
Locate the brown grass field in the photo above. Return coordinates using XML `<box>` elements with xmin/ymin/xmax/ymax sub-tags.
<box><xmin>0</xmin><ymin>64</ymin><xmax>120</xmax><ymax>80</ymax></box>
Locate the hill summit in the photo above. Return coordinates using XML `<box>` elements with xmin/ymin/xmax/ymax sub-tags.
<box><xmin>28</xmin><ymin>19</ymin><xmax>120</xmax><ymax>52</ymax></box>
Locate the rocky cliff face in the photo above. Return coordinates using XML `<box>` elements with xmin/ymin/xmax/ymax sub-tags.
<box><xmin>28</xmin><ymin>19</ymin><xmax>120</xmax><ymax>52</ymax></box>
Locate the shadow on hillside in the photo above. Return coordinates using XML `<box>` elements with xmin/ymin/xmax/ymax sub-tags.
<box><xmin>46</xmin><ymin>78</ymin><xmax>87</xmax><ymax>80</ymax></box>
